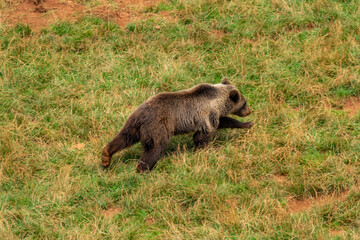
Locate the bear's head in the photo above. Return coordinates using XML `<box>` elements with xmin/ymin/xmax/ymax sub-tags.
<box><xmin>221</xmin><ymin>78</ymin><xmax>252</xmax><ymax>117</ymax></box>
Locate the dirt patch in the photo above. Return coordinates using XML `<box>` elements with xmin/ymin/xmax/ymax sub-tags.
<box><xmin>343</xmin><ymin>96</ymin><xmax>360</xmax><ymax>117</ymax></box>
<box><xmin>1</xmin><ymin>0</ymin><xmax>86</xmax><ymax>30</ymax></box>
<box><xmin>72</xmin><ymin>143</ymin><xmax>86</xmax><ymax>150</ymax></box>
<box><xmin>211</xmin><ymin>30</ymin><xmax>227</xmax><ymax>40</ymax></box>
<box><xmin>158</xmin><ymin>10</ymin><xmax>176</xmax><ymax>22</ymax></box>
<box><xmin>102</xmin><ymin>206</ymin><xmax>122</xmax><ymax>217</ymax></box>
<box><xmin>0</xmin><ymin>0</ymin><xmax>172</xmax><ymax>30</ymax></box>
<box><xmin>272</xmin><ymin>174</ymin><xmax>287</xmax><ymax>184</ymax></box>
<box><xmin>90</xmin><ymin>0</ymin><xmax>168</xmax><ymax>28</ymax></box>
<box><xmin>330</xmin><ymin>229</ymin><xmax>344</xmax><ymax>236</ymax></box>
<box><xmin>145</xmin><ymin>217</ymin><xmax>156</xmax><ymax>225</ymax></box>
<box><xmin>287</xmin><ymin>197</ymin><xmax>313</xmax><ymax>213</ymax></box>
<box><xmin>287</xmin><ymin>191</ymin><xmax>348</xmax><ymax>213</ymax></box>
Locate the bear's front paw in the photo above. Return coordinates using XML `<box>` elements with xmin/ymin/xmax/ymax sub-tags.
<box><xmin>241</xmin><ymin>121</ymin><xmax>254</xmax><ymax>128</ymax></box>
<box><xmin>101</xmin><ymin>148</ymin><xmax>111</xmax><ymax>168</ymax></box>
<box><xmin>101</xmin><ymin>158</ymin><xmax>111</xmax><ymax>168</ymax></box>
<box><xmin>136</xmin><ymin>162</ymin><xmax>152</xmax><ymax>173</ymax></box>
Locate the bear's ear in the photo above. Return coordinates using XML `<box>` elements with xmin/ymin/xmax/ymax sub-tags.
<box><xmin>229</xmin><ymin>90</ymin><xmax>239</xmax><ymax>103</ymax></box>
<box><xmin>221</xmin><ymin>78</ymin><xmax>231</xmax><ymax>85</ymax></box>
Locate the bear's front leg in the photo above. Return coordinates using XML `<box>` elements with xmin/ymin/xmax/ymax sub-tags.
<box><xmin>218</xmin><ymin>116</ymin><xmax>254</xmax><ymax>129</ymax></box>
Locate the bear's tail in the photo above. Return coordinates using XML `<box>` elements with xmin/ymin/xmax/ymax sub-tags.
<box><xmin>102</xmin><ymin>122</ymin><xmax>140</xmax><ymax>168</ymax></box>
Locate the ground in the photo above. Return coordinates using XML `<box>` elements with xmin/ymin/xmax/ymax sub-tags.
<box><xmin>343</xmin><ymin>96</ymin><xmax>360</xmax><ymax>117</ymax></box>
<box><xmin>1</xmin><ymin>0</ymin><xmax>171</xmax><ymax>30</ymax></box>
<box><xmin>1</xmin><ymin>0</ymin><xmax>360</xmax><ymax>239</ymax></box>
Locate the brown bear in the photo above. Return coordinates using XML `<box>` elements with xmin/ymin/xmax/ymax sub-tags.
<box><xmin>102</xmin><ymin>78</ymin><xmax>253</xmax><ymax>172</ymax></box>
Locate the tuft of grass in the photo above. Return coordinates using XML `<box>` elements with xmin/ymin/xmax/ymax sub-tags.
<box><xmin>12</xmin><ymin>24</ymin><xmax>32</xmax><ymax>38</ymax></box>
<box><xmin>1</xmin><ymin>0</ymin><xmax>360</xmax><ymax>238</ymax></box>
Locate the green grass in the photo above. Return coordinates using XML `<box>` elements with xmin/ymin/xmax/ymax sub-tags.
<box><xmin>1</xmin><ymin>0</ymin><xmax>360</xmax><ymax>238</ymax></box>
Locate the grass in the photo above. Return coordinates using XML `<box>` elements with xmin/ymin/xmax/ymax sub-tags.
<box><xmin>1</xmin><ymin>0</ymin><xmax>360</xmax><ymax>238</ymax></box>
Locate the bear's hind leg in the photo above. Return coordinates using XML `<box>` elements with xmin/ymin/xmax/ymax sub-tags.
<box><xmin>137</xmin><ymin>126</ymin><xmax>171</xmax><ymax>172</ymax></box>
<box><xmin>102</xmin><ymin>131</ymin><xmax>139</xmax><ymax>168</ymax></box>
<box><xmin>137</xmin><ymin>139</ymin><xmax>170</xmax><ymax>172</ymax></box>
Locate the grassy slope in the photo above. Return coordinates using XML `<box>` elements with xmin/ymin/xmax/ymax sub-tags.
<box><xmin>1</xmin><ymin>0</ymin><xmax>360</xmax><ymax>238</ymax></box>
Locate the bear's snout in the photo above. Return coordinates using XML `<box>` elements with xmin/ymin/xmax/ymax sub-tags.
<box><xmin>234</xmin><ymin>105</ymin><xmax>252</xmax><ymax>117</ymax></box>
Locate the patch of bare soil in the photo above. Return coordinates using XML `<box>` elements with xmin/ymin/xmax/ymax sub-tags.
<box><xmin>72</xmin><ymin>142</ymin><xmax>86</xmax><ymax>150</ymax></box>
<box><xmin>211</xmin><ymin>30</ymin><xmax>227</xmax><ymax>40</ymax></box>
<box><xmin>287</xmin><ymin>191</ymin><xmax>348</xmax><ymax>213</ymax></box>
<box><xmin>272</xmin><ymin>174</ymin><xmax>287</xmax><ymax>184</ymax></box>
<box><xmin>91</xmin><ymin>0</ymin><xmax>170</xmax><ymax>28</ymax></box>
<box><xmin>330</xmin><ymin>229</ymin><xmax>344</xmax><ymax>236</ymax></box>
<box><xmin>1</xmin><ymin>0</ymin><xmax>173</xmax><ymax>30</ymax></box>
<box><xmin>1</xmin><ymin>0</ymin><xmax>86</xmax><ymax>30</ymax></box>
<box><xmin>145</xmin><ymin>217</ymin><xmax>156</xmax><ymax>225</ymax></box>
<box><xmin>102</xmin><ymin>206</ymin><xmax>122</xmax><ymax>217</ymax></box>
<box><xmin>343</xmin><ymin>96</ymin><xmax>360</xmax><ymax>117</ymax></box>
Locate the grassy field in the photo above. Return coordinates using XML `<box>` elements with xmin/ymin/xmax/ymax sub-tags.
<box><xmin>1</xmin><ymin>0</ymin><xmax>360</xmax><ymax>238</ymax></box>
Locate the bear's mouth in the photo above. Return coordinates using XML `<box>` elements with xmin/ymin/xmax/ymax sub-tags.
<box><xmin>233</xmin><ymin>109</ymin><xmax>252</xmax><ymax>117</ymax></box>
<box><xmin>232</xmin><ymin>104</ymin><xmax>252</xmax><ymax>117</ymax></box>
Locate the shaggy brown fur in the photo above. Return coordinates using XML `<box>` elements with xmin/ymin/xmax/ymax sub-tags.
<box><xmin>102</xmin><ymin>78</ymin><xmax>253</xmax><ymax>172</ymax></box>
